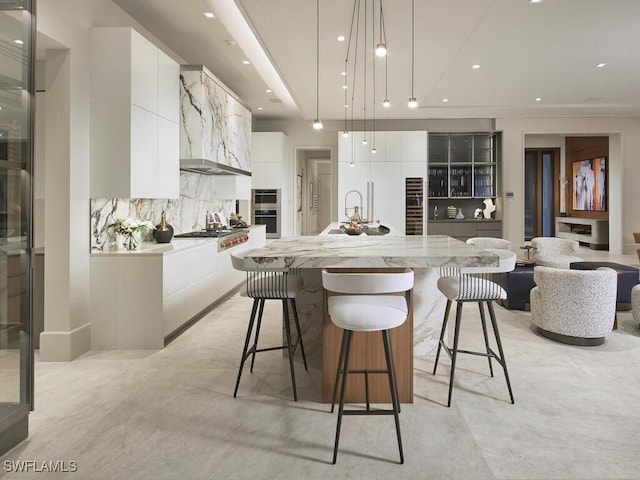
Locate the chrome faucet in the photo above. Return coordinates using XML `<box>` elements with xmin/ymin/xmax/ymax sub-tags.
<box><xmin>344</xmin><ymin>189</ymin><xmax>364</xmax><ymax>220</ymax></box>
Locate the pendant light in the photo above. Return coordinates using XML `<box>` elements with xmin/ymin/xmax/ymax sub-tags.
<box><xmin>312</xmin><ymin>0</ymin><xmax>323</xmax><ymax>129</ymax></box>
<box><xmin>408</xmin><ymin>0</ymin><xmax>417</xmax><ymax>108</ymax></box>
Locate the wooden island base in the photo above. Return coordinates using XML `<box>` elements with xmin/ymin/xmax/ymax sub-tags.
<box><xmin>321</xmin><ymin>268</ymin><xmax>414</xmax><ymax>404</ymax></box>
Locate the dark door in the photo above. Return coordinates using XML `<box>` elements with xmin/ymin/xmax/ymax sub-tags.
<box><xmin>524</xmin><ymin>149</ymin><xmax>560</xmax><ymax>240</ymax></box>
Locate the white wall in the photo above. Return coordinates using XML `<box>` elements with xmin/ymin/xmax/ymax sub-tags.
<box><xmin>36</xmin><ymin>0</ymin><xmax>184</xmax><ymax>360</ymax></box>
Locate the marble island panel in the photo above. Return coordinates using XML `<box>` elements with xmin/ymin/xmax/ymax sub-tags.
<box><xmin>242</xmin><ymin>232</ymin><xmax>499</xmax><ymax>270</ymax></box>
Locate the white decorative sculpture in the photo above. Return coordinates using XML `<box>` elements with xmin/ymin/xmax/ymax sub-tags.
<box><xmin>482</xmin><ymin>198</ymin><xmax>496</xmax><ymax>219</ymax></box>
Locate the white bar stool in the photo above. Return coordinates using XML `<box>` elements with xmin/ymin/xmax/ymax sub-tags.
<box><xmin>433</xmin><ymin>248</ymin><xmax>517</xmax><ymax>407</ymax></box>
<box><xmin>231</xmin><ymin>248</ymin><xmax>307</xmax><ymax>401</ymax></box>
<box><xmin>322</xmin><ymin>268</ymin><xmax>414</xmax><ymax>465</ymax></box>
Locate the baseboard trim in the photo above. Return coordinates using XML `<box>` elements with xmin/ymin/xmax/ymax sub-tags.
<box><xmin>39</xmin><ymin>323</ymin><xmax>91</xmax><ymax>361</ymax></box>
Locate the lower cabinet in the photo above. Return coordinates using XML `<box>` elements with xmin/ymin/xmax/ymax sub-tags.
<box><xmin>427</xmin><ymin>220</ymin><xmax>502</xmax><ymax>242</ymax></box>
<box><xmin>90</xmin><ymin>226</ymin><xmax>267</xmax><ymax>350</ymax></box>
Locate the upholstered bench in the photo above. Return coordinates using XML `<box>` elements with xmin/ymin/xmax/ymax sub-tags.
<box><xmin>569</xmin><ymin>262</ymin><xmax>640</xmax><ymax>310</ymax></box>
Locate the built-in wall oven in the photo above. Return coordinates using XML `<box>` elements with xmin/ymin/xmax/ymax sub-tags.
<box><xmin>251</xmin><ymin>189</ymin><xmax>281</xmax><ymax>239</ymax></box>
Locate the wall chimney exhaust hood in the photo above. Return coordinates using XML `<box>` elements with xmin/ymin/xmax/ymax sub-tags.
<box><xmin>180</xmin><ymin>159</ymin><xmax>251</xmax><ymax>176</ymax></box>
<box><xmin>180</xmin><ymin>66</ymin><xmax>252</xmax><ymax>177</ymax></box>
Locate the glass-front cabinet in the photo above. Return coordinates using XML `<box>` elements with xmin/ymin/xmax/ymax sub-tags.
<box><xmin>0</xmin><ymin>0</ymin><xmax>35</xmax><ymax>455</ymax></box>
<box><xmin>427</xmin><ymin>132</ymin><xmax>498</xmax><ymax>199</ymax></box>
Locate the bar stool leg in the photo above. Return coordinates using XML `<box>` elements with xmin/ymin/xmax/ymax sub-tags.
<box><xmin>250</xmin><ymin>298</ymin><xmax>266</xmax><ymax>373</ymax></box>
<box><xmin>234</xmin><ymin>299</ymin><xmax>260</xmax><ymax>398</ymax></box>
<box><xmin>282</xmin><ymin>299</ymin><xmax>298</xmax><ymax>401</ymax></box>
<box><xmin>333</xmin><ymin>330</ymin><xmax>353</xmax><ymax>465</ymax></box>
<box><xmin>433</xmin><ymin>299</ymin><xmax>452</xmax><ymax>375</ymax></box>
<box><xmin>331</xmin><ymin>330</ymin><xmax>348</xmax><ymax>413</ymax></box>
<box><xmin>447</xmin><ymin>301</ymin><xmax>464</xmax><ymax>408</ymax></box>
<box><xmin>382</xmin><ymin>330</ymin><xmax>404</xmax><ymax>464</ymax></box>
<box><xmin>487</xmin><ymin>301</ymin><xmax>515</xmax><ymax>404</ymax></box>
<box><xmin>478</xmin><ymin>301</ymin><xmax>495</xmax><ymax>377</ymax></box>
<box><xmin>290</xmin><ymin>299</ymin><xmax>308</xmax><ymax>371</ymax></box>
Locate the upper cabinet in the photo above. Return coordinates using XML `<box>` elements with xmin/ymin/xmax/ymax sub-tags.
<box><xmin>251</xmin><ymin>132</ymin><xmax>286</xmax><ymax>188</ymax></box>
<box><xmin>90</xmin><ymin>27</ymin><xmax>180</xmax><ymax>199</ymax></box>
<box><xmin>427</xmin><ymin>132</ymin><xmax>499</xmax><ymax>199</ymax></box>
<box><xmin>179</xmin><ymin>66</ymin><xmax>251</xmax><ymax>173</ymax></box>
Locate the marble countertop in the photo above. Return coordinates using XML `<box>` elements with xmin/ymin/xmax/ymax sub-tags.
<box><xmin>91</xmin><ymin>225</ymin><xmax>264</xmax><ymax>257</ymax></box>
<box><xmin>241</xmin><ymin>231</ymin><xmax>498</xmax><ymax>269</ymax></box>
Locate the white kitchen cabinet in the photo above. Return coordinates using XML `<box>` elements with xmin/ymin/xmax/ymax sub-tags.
<box><xmin>215</xmin><ymin>175</ymin><xmax>252</xmax><ymax>200</ymax></box>
<box><xmin>90</xmin><ymin>27</ymin><xmax>179</xmax><ymax>199</ymax></box>
<box><xmin>251</xmin><ymin>132</ymin><xmax>286</xmax><ymax>188</ymax></box>
<box><xmin>162</xmin><ymin>251</ymin><xmax>187</xmax><ymax>338</ymax></box>
<box><xmin>158</xmin><ymin>49</ymin><xmax>180</xmax><ymax>124</ymax></box>
<box><xmin>185</xmin><ymin>242</ymin><xmax>218</xmax><ymax>320</ymax></box>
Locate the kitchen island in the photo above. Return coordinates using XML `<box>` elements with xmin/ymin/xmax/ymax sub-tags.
<box><xmin>241</xmin><ymin>224</ymin><xmax>497</xmax><ymax>402</ymax></box>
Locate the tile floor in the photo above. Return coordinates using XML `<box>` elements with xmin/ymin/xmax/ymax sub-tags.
<box><xmin>1</xmin><ymin>247</ymin><xmax>639</xmax><ymax>480</ymax></box>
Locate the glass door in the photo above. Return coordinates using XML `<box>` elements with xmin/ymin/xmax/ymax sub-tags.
<box><xmin>0</xmin><ymin>0</ymin><xmax>35</xmax><ymax>455</ymax></box>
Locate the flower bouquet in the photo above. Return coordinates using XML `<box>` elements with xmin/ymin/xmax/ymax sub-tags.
<box><xmin>108</xmin><ymin>218</ymin><xmax>155</xmax><ymax>250</ymax></box>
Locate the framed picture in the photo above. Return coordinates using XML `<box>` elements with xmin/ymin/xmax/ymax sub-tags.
<box><xmin>572</xmin><ymin>157</ymin><xmax>606</xmax><ymax>211</ymax></box>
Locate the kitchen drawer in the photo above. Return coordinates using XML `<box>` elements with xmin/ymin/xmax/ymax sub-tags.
<box><xmin>163</xmin><ymin>290</ymin><xmax>187</xmax><ymax>336</ymax></box>
<box><xmin>427</xmin><ymin>223</ymin><xmax>451</xmax><ymax>236</ymax></box>
<box><xmin>186</xmin><ymin>242</ymin><xmax>218</xmax><ymax>284</ymax></box>
<box><xmin>186</xmin><ymin>274</ymin><xmax>218</xmax><ymax>319</ymax></box>
<box><xmin>163</xmin><ymin>251</ymin><xmax>186</xmax><ymax>298</ymax></box>
<box><xmin>451</xmin><ymin>223</ymin><xmax>478</xmax><ymax>237</ymax></box>
<box><xmin>477</xmin><ymin>221</ymin><xmax>503</xmax><ymax>237</ymax></box>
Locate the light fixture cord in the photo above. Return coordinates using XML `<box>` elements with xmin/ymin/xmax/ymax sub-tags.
<box><xmin>411</xmin><ymin>0</ymin><xmax>415</xmax><ymax>98</ymax></box>
<box><xmin>380</xmin><ymin>0</ymin><xmax>386</xmax><ymax>45</ymax></box>
<box><xmin>316</xmin><ymin>0</ymin><xmax>320</xmax><ymax>121</ymax></box>
<box><xmin>350</xmin><ymin>0</ymin><xmax>361</xmax><ymax>135</ymax></box>
<box><xmin>372</xmin><ymin>1</ymin><xmax>376</xmax><ymax>148</ymax></box>
<box><xmin>345</xmin><ymin>0</ymin><xmax>358</xmax><ymax>134</ymax></box>
<box><xmin>363</xmin><ymin>0</ymin><xmax>367</xmax><ymax>140</ymax></box>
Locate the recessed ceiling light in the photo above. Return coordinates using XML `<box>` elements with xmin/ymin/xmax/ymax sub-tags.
<box><xmin>344</xmin><ymin>104</ymin><xmax>349</xmax><ymax>108</ymax></box>
<box><xmin>13</xmin><ymin>39</ymin><xmax>24</xmax><ymax>45</ymax></box>
<box><xmin>535</xmin><ymin>97</ymin><xmax>542</xmax><ymax>102</ymax></box>
<box><xmin>257</xmin><ymin>107</ymin><xmax>263</xmax><ymax>111</ymax></box>
<box><xmin>337</xmin><ymin>35</ymin><xmax>345</xmax><ymax>42</ymax></box>
<box><xmin>265</xmin><ymin>89</ymin><xmax>272</xmax><ymax>93</ymax></box>
<box><xmin>225</xmin><ymin>39</ymin><xmax>236</xmax><ymax>47</ymax></box>
<box><xmin>341</xmin><ymin>71</ymin><xmax>347</xmax><ymax>76</ymax></box>
<box><xmin>442</xmin><ymin>98</ymin><xmax>449</xmax><ymax>103</ymax></box>
<box><xmin>203</xmin><ymin>12</ymin><xmax>215</xmax><ymax>18</ymax></box>
<box><xmin>472</xmin><ymin>64</ymin><xmax>480</xmax><ymax>69</ymax></box>
<box><xmin>242</xmin><ymin>60</ymin><xmax>250</xmax><ymax>65</ymax></box>
<box><xmin>342</xmin><ymin>85</ymin><xmax>348</xmax><ymax>89</ymax></box>
<box><xmin>595</xmin><ymin>63</ymin><xmax>607</xmax><ymax>68</ymax></box>
<box><xmin>529</xmin><ymin>0</ymin><xmax>542</xmax><ymax>3</ymax></box>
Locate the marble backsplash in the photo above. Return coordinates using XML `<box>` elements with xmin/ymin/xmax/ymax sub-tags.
<box><xmin>90</xmin><ymin>171</ymin><xmax>234</xmax><ymax>251</ymax></box>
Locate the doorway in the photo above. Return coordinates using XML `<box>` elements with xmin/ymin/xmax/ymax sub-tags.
<box><xmin>295</xmin><ymin>148</ymin><xmax>333</xmax><ymax>236</ymax></box>
<box><xmin>524</xmin><ymin>148</ymin><xmax>560</xmax><ymax>240</ymax></box>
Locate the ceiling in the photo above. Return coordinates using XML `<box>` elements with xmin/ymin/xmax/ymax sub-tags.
<box><xmin>112</xmin><ymin>0</ymin><xmax>640</xmax><ymax>122</ymax></box>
